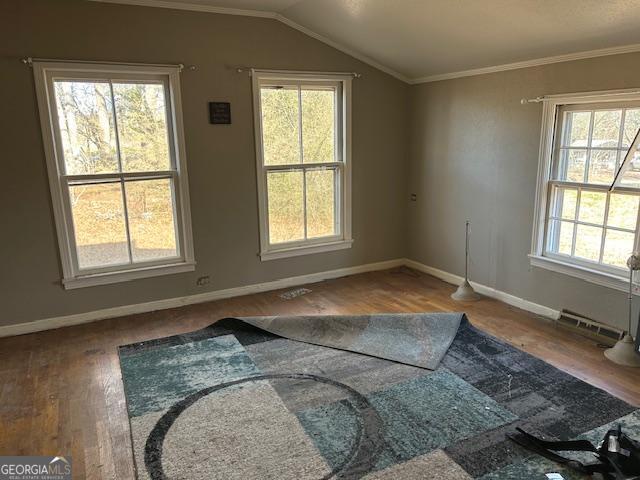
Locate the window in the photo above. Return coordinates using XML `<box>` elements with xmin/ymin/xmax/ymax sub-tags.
<box><xmin>531</xmin><ymin>90</ymin><xmax>640</xmax><ymax>291</ymax></box>
<box><xmin>252</xmin><ymin>71</ymin><xmax>352</xmax><ymax>260</ymax></box>
<box><xmin>33</xmin><ymin>62</ymin><xmax>195</xmax><ymax>288</ymax></box>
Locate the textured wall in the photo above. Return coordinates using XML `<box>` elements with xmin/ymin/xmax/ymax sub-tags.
<box><xmin>3</xmin><ymin>0</ymin><xmax>638</xmax><ymax>332</ymax></box>
<box><xmin>407</xmin><ymin>53</ymin><xmax>640</xmax><ymax>331</ymax></box>
<box><xmin>0</xmin><ymin>0</ymin><xmax>409</xmax><ymax>326</ymax></box>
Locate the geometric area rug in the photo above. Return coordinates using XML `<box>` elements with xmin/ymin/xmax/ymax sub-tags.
<box><xmin>118</xmin><ymin>315</ymin><xmax>639</xmax><ymax>479</ymax></box>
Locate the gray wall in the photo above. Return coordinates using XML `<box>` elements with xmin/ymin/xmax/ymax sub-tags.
<box><xmin>407</xmin><ymin>53</ymin><xmax>640</xmax><ymax>331</ymax></box>
<box><xmin>2</xmin><ymin>0</ymin><xmax>638</xmax><ymax>332</ymax></box>
<box><xmin>0</xmin><ymin>0</ymin><xmax>409</xmax><ymax>327</ymax></box>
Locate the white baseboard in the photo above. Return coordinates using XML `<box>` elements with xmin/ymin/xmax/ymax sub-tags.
<box><xmin>403</xmin><ymin>259</ymin><xmax>561</xmax><ymax>320</ymax></box>
<box><xmin>0</xmin><ymin>257</ymin><xmax>561</xmax><ymax>338</ymax></box>
<box><xmin>0</xmin><ymin>258</ymin><xmax>405</xmax><ymax>338</ymax></box>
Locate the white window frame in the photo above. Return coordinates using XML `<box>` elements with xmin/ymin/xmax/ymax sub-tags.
<box><xmin>251</xmin><ymin>70</ymin><xmax>353</xmax><ymax>261</ymax></box>
<box><xmin>530</xmin><ymin>88</ymin><xmax>640</xmax><ymax>293</ymax></box>
<box><xmin>33</xmin><ymin>61</ymin><xmax>195</xmax><ymax>289</ymax></box>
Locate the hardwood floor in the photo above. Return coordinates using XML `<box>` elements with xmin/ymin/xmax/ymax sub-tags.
<box><xmin>1</xmin><ymin>266</ymin><xmax>640</xmax><ymax>479</ymax></box>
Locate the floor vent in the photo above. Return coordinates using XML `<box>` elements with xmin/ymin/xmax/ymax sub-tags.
<box><xmin>555</xmin><ymin>309</ymin><xmax>624</xmax><ymax>346</ymax></box>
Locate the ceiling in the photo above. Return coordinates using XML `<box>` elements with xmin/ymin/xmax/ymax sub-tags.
<box><xmin>95</xmin><ymin>0</ymin><xmax>640</xmax><ymax>83</ymax></box>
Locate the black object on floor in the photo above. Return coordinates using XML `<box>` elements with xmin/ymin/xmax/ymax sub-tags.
<box><xmin>508</xmin><ymin>425</ymin><xmax>640</xmax><ymax>479</ymax></box>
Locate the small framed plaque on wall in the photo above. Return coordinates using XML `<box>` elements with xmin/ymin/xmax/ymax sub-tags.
<box><xmin>209</xmin><ymin>102</ymin><xmax>231</xmax><ymax>124</ymax></box>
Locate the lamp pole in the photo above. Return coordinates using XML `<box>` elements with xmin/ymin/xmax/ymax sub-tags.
<box><xmin>451</xmin><ymin>221</ymin><xmax>481</xmax><ymax>302</ymax></box>
<box><xmin>604</xmin><ymin>253</ymin><xmax>640</xmax><ymax>367</ymax></box>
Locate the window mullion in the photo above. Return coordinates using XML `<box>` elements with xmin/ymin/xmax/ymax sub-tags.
<box><xmin>558</xmin><ymin>112</ymin><xmax>571</xmax><ymax>178</ymax></box>
<box><xmin>63</xmin><ymin>171</ymin><xmax>175</xmax><ymax>184</ymax></box>
<box><xmin>584</xmin><ymin>112</ymin><xmax>595</xmax><ymax>183</ymax></box>
<box><xmin>550</xmin><ymin>217</ymin><xmax>634</xmax><ymax>232</ymax></box>
<box><xmin>298</xmin><ymin>85</ymin><xmax>304</xmax><ymax>164</ymax></box>
<box><xmin>264</xmin><ymin>162</ymin><xmax>341</xmax><ymax>172</ymax></box>
<box><xmin>108</xmin><ymin>80</ymin><xmax>134</xmax><ymax>265</ymax></box>
<box><xmin>334</xmin><ymin>165</ymin><xmax>341</xmax><ymax>234</ymax></box>
<box><xmin>120</xmin><ymin>180</ymin><xmax>134</xmax><ymax>265</ymax></box>
<box><xmin>335</xmin><ymin>86</ymin><xmax>341</xmax><ymax>162</ymax></box>
<box><xmin>302</xmin><ymin>170</ymin><xmax>308</xmax><ymax>240</ymax></box>
<box><xmin>619</xmin><ymin>109</ymin><xmax>627</xmax><ymax>151</ymax></box>
<box><xmin>549</xmin><ymin>180</ymin><xmax>626</xmax><ymax>193</ymax></box>
<box><xmin>547</xmin><ymin>185</ymin><xmax>560</xmax><ymax>252</ymax></box>
<box><xmin>298</xmin><ymin>85</ymin><xmax>308</xmax><ymax>239</ymax></box>
<box><xmin>599</xmin><ymin>193</ymin><xmax>611</xmax><ymax>264</ymax></box>
<box><xmin>62</xmin><ymin>178</ymin><xmax>81</xmax><ymax>274</ymax></box>
<box><xmin>120</xmin><ymin>171</ymin><xmax>174</xmax><ymax>180</ymax></box>
<box><xmin>110</xmin><ymin>81</ymin><xmax>125</xmax><ymax>176</ymax></box>
<box><xmin>615</xmin><ymin>109</ymin><xmax>627</xmax><ymax>174</ymax></box>
<box><xmin>571</xmin><ymin>188</ymin><xmax>581</xmax><ymax>256</ymax></box>
<box><xmin>549</xmin><ymin>179</ymin><xmax>595</xmax><ymax>188</ymax></box>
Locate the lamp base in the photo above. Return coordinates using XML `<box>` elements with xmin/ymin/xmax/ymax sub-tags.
<box><xmin>451</xmin><ymin>280</ymin><xmax>481</xmax><ymax>302</ymax></box>
<box><xmin>604</xmin><ymin>334</ymin><xmax>640</xmax><ymax>367</ymax></box>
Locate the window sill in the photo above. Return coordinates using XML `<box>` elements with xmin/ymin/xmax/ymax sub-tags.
<box><xmin>260</xmin><ymin>239</ymin><xmax>353</xmax><ymax>261</ymax></box>
<box><xmin>62</xmin><ymin>261</ymin><xmax>196</xmax><ymax>289</ymax></box>
<box><xmin>528</xmin><ymin>254</ymin><xmax>637</xmax><ymax>294</ymax></box>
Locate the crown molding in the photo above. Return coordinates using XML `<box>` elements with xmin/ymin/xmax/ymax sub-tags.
<box><xmin>89</xmin><ymin>0</ymin><xmax>640</xmax><ymax>86</ymax></box>
<box><xmin>411</xmin><ymin>43</ymin><xmax>640</xmax><ymax>84</ymax></box>
<box><xmin>90</xmin><ymin>0</ymin><xmax>276</xmax><ymax>18</ymax></box>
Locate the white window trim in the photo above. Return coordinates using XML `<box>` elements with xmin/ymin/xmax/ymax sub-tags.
<box><xmin>33</xmin><ymin>61</ymin><xmax>195</xmax><ymax>289</ymax></box>
<box><xmin>530</xmin><ymin>88</ymin><xmax>640</xmax><ymax>293</ymax></box>
<box><xmin>251</xmin><ymin>70</ymin><xmax>353</xmax><ymax>261</ymax></box>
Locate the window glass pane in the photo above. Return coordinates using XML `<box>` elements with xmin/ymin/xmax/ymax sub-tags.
<box><xmin>114</xmin><ymin>83</ymin><xmax>171</xmax><ymax>172</ymax></box>
<box><xmin>551</xmin><ymin>187</ymin><xmax>578</xmax><ymax>220</ymax></box>
<box><xmin>261</xmin><ymin>87</ymin><xmax>300</xmax><ymax>166</ymax></box>
<box><xmin>561</xmin><ymin>189</ymin><xmax>578</xmax><ymax>219</ymax></box>
<box><xmin>591</xmin><ymin>110</ymin><xmax>621</xmax><ymax>148</ymax></box>
<box><xmin>603</xmin><ymin>230</ymin><xmax>635</xmax><ymax>268</ymax></box>
<box><xmin>125</xmin><ymin>179</ymin><xmax>177</xmax><ymax>262</ymax></box>
<box><xmin>587</xmin><ymin>150</ymin><xmax>616</xmax><ymax>184</ymax></box>
<box><xmin>619</xmin><ymin>149</ymin><xmax>640</xmax><ymax>188</ymax></box>
<box><xmin>267</xmin><ymin>171</ymin><xmax>304</xmax><ymax>243</ymax></box>
<box><xmin>54</xmin><ymin>81</ymin><xmax>118</xmax><ymax>175</ymax></box>
<box><xmin>563</xmin><ymin>111</ymin><xmax>591</xmax><ymax>147</ymax></box>
<box><xmin>302</xmin><ymin>88</ymin><xmax>335</xmax><ymax>163</ymax></box>
<box><xmin>70</xmin><ymin>183</ymin><xmax>129</xmax><ymax>269</ymax></box>
<box><xmin>577</xmin><ymin>191</ymin><xmax>606</xmax><ymax>224</ymax></box>
<box><xmin>607</xmin><ymin>193</ymin><xmax>639</xmax><ymax>230</ymax></box>
<box><xmin>622</xmin><ymin>109</ymin><xmax>640</xmax><ymax>147</ymax></box>
<box><xmin>547</xmin><ymin>219</ymin><xmax>574</xmax><ymax>256</ymax></box>
<box><xmin>574</xmin><ymin>224</ymin><xmax>602</xmax><ymax>262</ymax></box>
<box><xmin>556</xmin><ymin>149</ymin><xmax>586</xmax><ymax>182</ymax></box>
<box><xmin>306</xmin><ymin>169</ymin><xmax>336</xmax><ymax>238</ymax></box>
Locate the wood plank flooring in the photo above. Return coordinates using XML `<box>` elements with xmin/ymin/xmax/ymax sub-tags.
<box><xmin>1</xmin><ymin>267</ymin><xmax>640</xmax><ymax>479</ymax></box>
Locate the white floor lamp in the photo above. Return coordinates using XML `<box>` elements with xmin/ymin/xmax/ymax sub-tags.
<box><xmin>604</xmin><ymin>253</ymin><xmax>640</xmax><ymax>367</ymax></box>
<box><xmin>451</xmin><ymin>220</ymin><xmax>481</xmax><ymax>302</ymax></box>
<box><xmin>604</xmin><ymin>128</ymin><xmax>640</xmax><ymax>366</ymax></box>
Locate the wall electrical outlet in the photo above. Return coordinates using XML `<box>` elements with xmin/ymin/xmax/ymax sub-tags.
<box><xmin>196</xmin><ymin>275</ymin><xmax>210</xmax><ymax>286</ymax></box>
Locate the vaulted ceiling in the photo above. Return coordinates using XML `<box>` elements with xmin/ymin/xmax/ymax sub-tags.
<box><xmin>95</xmin><ymin>0</ymin><xmax>640</xmax><ymax>83</ymax></box>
